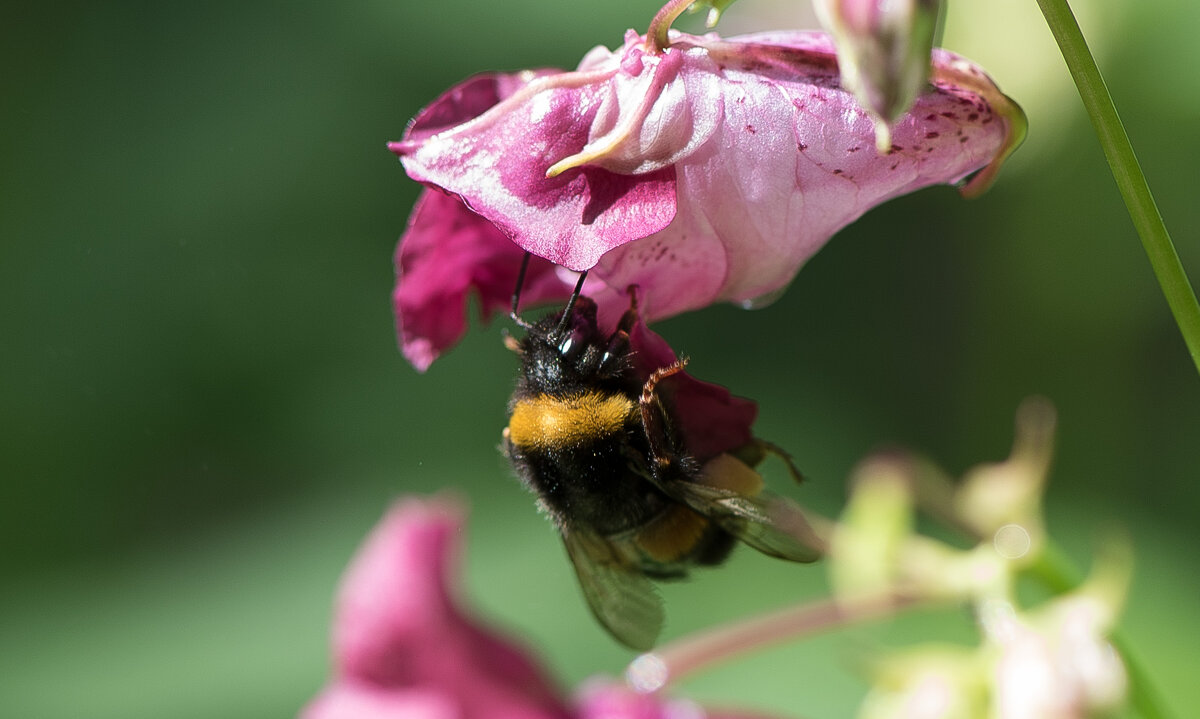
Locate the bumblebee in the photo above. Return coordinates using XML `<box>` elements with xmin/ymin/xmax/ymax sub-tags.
<box><xmin>501</xmin><ymin>268</ymin><xmax>823</xmax><ymax>650</ymax></box>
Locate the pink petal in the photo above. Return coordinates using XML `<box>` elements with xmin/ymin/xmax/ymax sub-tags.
<box><xmin>305</xmin><ymin>497</ymin><xmax>570</xmax><ymax>719</ymax></box>
<box><xmin>394</xmin><ymin>189</ymin><xmax>572</xmax><ymax>371</ymax></box>
<box><xmin>551</xmin><ymin>30</ymin><xmax>724</xmax><ymax>176</ymax></box>
<box><xmin>391</xmin><ymin>69</ymin><xmax>678</xmax><ymax>272</ymax></box>
<box><xmin>301</xmin><ymin>683</ymin><xmax>456</xmax><ymax>719</ymax></box>
<box><xmin>405</xmin><ymin>71</ymin><xmax>560</xmax><ymax>144</ymax></box>
<box><xmin>580</xmin><ymin>31</ymin><xmax>1017</xmax><ymax>322</ymax></box>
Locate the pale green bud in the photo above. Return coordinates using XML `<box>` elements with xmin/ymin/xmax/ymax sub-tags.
<box><xmin>814</xmin><ymin>0</ymin><xmax>943</xmax><ymax>151</ymax></box>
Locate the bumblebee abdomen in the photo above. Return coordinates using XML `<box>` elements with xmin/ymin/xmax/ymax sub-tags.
<box><xmin>507</xmin><ymin>390</ymin><xmax>637</xmax><ymax>452</ymax></box>
<box><xmin>634</xmin><ymin>504</ymin><xmax>713</xmax><ymax>564</ymax></box>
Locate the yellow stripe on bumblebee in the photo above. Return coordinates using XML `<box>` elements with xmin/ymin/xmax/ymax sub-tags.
<box><xmin>507</xmin><ymin>391</ymin><xmax>637</xmax><ymax>452</ymax></box>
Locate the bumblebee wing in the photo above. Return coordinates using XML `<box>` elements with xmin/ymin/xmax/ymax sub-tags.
<box><xmin>664</xmin><ymin>453</ymin><xmax>825</xmax><ymax>563</ymax></box>
<box><xmin>676</xmin><ymin>482</ymin><xmax>824</xmax><ymax>562</ymax></box>
<box><xmin>562</xmin><ymin>526</ymin><xmax>663</xmax><ymax>651</ymax></box>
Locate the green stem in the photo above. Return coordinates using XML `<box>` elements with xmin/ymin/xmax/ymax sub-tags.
<box><xmin>1035</xmin><ymin>0</ymin><xmax>1200</xmax><ymax>377</ymax></box>
<box><xmin>1030</xmin><ymin>540</ymin><xmax>1174</xmax><ymax>719</ymax></box>
<box><xmin>646</xmin><ymin>0</ymin><xmax>693</xmax><ymax>53</ymax></box>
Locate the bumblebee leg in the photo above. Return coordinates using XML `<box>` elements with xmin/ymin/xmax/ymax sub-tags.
<box><xmin>601</xmin><ymin>332</ymin><xmax>631</xmax><ymax>375</ymax></box>
<box><xmin>619</xmin><ymin>284</ymin><xmax>641</xmax><ymax>326</ymax></box>
<box><xmin>760</xmin><ymin>439</ymin><xmax>805</xmax><ymax>484</ymax></box>
<box><xmin>639</xmin><ymin>359</ymin><xmax>689</xmax><ymax>468</ymax></box>
<box><xmin>612</xmin><ymin>287</ymin><xmax>642</xmax><ymax>340</ymax></box>
<box><xmin>731</xmin><ymin>438</ymin><xmax>806</xmax><ymax>485</ymax></box>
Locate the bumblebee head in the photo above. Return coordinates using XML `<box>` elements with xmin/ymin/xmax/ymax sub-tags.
<box><xmin>516</xmin><ymin>296</ymin><xmax>611</xmax><ymax>388</ymax></box>
<box><xmin>507</xmin><ymin>260</ymin><xmax>633</xmax><ymax>391</ymax></box>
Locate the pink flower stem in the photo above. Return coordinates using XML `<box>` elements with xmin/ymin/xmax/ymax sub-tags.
<box><xmin>646</xmin><ymin>0</ymin><xmax>695</xmax><ymax>53</ymax></box>
<box><xmin>626</xmin><ymin>593</ymin><xmax>931</xmax><ymax>692</ymax></box>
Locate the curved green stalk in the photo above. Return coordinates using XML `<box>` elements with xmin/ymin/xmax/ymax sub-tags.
<box><xmin>646</xmin><ymin>0</ymin><xmax>694</xmax><ymax>52</ymax></box>
<box><xmin>1035</xmin><ymin>0</ymin><xmax>1200</xmax><ymax>377</ymax></box>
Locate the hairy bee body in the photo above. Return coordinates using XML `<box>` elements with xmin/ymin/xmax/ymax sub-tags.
<box><xmin>506</xmin><ymin>388</ymin><xmax>735</xmax><ymax>576</ymax></box>
<box><xmin>502</xmin><ymin>295</ymin><xmax>819</xmax><ymax>650</ymax></box>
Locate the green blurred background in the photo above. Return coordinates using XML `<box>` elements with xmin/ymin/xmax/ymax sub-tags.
<box><xmin>2</xmin><ymin>0</ymin><xmax>1197</xmax><ymax>716</ymax></box>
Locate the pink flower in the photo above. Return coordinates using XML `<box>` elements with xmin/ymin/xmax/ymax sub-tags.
<box><xmin>390</xmin><ymin>28</ymin><xmax>1025</xmax><ymax>370</ymax></box>
<box><xmin>300</xmin><ymin>498</ymin><xmax>569</xmax><ymax>719</ymax></box>
<box><xmin>301</xmin><ymin>497</ymin><xmax>780</xmax><ymax>719</ymax></box>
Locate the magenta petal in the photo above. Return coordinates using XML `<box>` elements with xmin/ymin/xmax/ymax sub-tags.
<box><xmin>628</xmin><ymin>317</ymin><xmax>756</xmax><ymax>461</ymax></box>
<box><xmin>394</xmin><ymin>189</ymin><xmax>572</xmax><ymax>371</ymax></box>
<box><xmin>301</xmin><ymin>683</ymin><xmax>456</xmax><ymax>719</ymax></box>
<box><xmin>301</xmin><ymin>497</ymin><xmax>571</xmax><ymax>719</ymax></box>
<box><xmin>578</xmin><ymin>31</ymin><xmax>1018</xmax><ymax>323</ymax></box>
<box><xmin>392</xmin><ymin>70</ymin><xmax>679</xmax><ymax>272</ymax></box>
<box><xmin>405</xmin><ymin>71</ymin><xmax>560</xmax><ymax>143</ymax></box>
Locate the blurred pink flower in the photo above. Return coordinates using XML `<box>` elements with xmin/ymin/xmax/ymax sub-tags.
<box><xmin>577</xmin><ymin>681</ymin><xmax>779</xmax><ymax>719</ymax></box>
<box><xmin>390</xmin><ymin>28</ymin><xmax>1024</xmax><ymax>370</ymax></box>
<box><xmin>301</xmin><ymin>497</ymin><xmax>782</xmax><ymax>719</ymax></box>
<box><xmin>300</xmin><ymin>498</ymin><xmax>569</xmax><ymax>719</ymax></box>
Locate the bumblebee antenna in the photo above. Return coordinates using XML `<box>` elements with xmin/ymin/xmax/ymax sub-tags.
<box><xmin>510</xmin><ymin>251</ymin><xmax>533</xmax><ymax>329</ymax></box>
<box><xmin>553</xmin><ymin>270</ymin><xmax>588</xmax><ymax>339</ymax></box>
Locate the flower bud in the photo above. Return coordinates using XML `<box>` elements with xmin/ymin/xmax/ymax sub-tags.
<box><xmin>831</xmin><ymin>455</ymin><xmax>916</xmax><ymax>601</ymax></box>
<box><xmin>814</xmin><ymin>0</ymin><xmax>944</xmax><ymax>151</ymax></box>
<box><xmin>859</xmin><ymin>646</ymin><xmax>987</xmax><ymax>719</ymax></box>
<box><xmin>955</xmin><ymin>398</ymin><xmax>1056</xmax><ymax>554</ymax></box>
